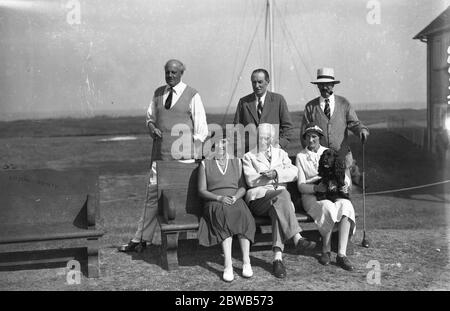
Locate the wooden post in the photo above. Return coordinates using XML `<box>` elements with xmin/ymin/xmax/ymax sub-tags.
<box><xmin>161</xmin><ymin>232</ymin><xmax>179</xmax><ymax>271</ymax></box>
<box><xmin>87</xmin><ymin>238</ymin><xmax>99</xmax><ymax>278</ymax></box>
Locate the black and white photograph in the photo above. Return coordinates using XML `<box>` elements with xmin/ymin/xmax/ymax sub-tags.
<box><xmin>0</xmin><ymin>0</ymin><xmax>449</xmax><ymax>294</ymax></box>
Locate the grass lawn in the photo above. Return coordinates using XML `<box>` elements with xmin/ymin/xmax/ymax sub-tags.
<box><xmin>0</xmin><ymin>113</ymin><xmax>449</xmax><ymax>291</ymax></box>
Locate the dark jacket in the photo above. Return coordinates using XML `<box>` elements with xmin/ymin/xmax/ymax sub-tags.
<box><xmin>233</xmin><ymin>91</ymin><xmax>294</xmax><ymax>152</ymax></box>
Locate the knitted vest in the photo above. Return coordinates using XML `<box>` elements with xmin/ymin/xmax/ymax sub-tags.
<box><xmin>153</xmin><ymin>85</ymin><xmax>197</xmax><ymax>161</ymax></box>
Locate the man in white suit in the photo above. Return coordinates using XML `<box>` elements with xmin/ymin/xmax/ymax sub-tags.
<box><xmin>242</xmin><ymin>123</ymin><xmax>316</xmax><ymax>279</ymax></box>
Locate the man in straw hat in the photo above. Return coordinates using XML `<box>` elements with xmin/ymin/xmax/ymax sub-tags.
<box><xmin>301</xmin><ymin>67</ymin><xmax>369</xmax><ymax>184</ymax></box>
<box><xmin>242</xmin><ymin>123</ymin><xmax>316</xmax><ymax>279</ymax></box>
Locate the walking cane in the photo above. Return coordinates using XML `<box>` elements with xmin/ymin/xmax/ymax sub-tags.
<box><xmin>361</xmin><ymin>140</ymin><xmax>370</xmax><ymax>248</ymax></box>
<box><xmin>136</xmin><ymin>134</ymin><xmax>160</xmax><ymax>253</ymax></box>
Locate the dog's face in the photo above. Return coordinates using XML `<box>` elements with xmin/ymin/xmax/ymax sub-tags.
<box><xmin>320</xmin><ymin>149</ymin><xmax>337</xmax><ymax>168</ymax></box>
<box><xmin>318</xmin><ymin>149</ymin><xmax>338</xmax><ymax>178</ymax></box>
<box><xmin>317</xmin><ymin>148</ymin><xmax>350</xmax><ymax>201</ymax></box>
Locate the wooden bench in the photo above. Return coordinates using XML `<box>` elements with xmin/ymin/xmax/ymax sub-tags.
<box><xmin>157</xmin><ymin>160</ymin><xmax>348</xmax><ymax>271</ymax></box>
<box><xmin>0</xmin><ymin>168</ymin><xmax>105</xmax><ymax>278</ymax></box>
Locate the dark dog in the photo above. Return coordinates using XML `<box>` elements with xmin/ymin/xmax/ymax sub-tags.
<box><xmin>316</xmin><ymin>148</ymin><xmax>350</xmax><ymax>202</ymax></box>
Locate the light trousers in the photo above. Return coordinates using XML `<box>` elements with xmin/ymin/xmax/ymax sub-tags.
<box><xmin>248</xmin><ymin>189</ymin><xmax>301</xmax><ymax>252</ymax></box>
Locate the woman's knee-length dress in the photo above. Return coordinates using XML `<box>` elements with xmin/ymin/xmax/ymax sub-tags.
<box><xmin>198</xmin><ymin>158</ymin><xmax>256</xmax><ymax>247</ymax></box>
<box><xmin>296</xmin><ymin>147</ymin><xmax>356</xmax><ymax>236</ymax></box>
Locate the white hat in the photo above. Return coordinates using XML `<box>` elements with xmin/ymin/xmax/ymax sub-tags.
<box><xmin>302</xmin><ymin>123</ymin><xmax>324</xmax><ymax>139</ymax></box>
<box><xmin>311</xmin><ymin>67</ymin><xmax>340</xmax><ymax>84</ymax></box>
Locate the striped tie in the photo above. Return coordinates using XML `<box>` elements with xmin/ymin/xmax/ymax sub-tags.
<box><xmin>324</xmin><ymin>98</ymin><xmax>331</xmax><ymax>120</ymax></box>
<box><xmin>265</xmin><ymin>148</ymin><xmax>271</xmax><ymax>162</ymax></box>
<box><xmin>257</xmin><ymin>98</ymin><xmax>263</xmax><ymax>120</ymax></box>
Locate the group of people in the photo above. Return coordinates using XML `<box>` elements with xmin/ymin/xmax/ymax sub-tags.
<box><xmin>118</xmin><ymin>59</ymin><xmax>369</xmax><ymax>282</ymax></box>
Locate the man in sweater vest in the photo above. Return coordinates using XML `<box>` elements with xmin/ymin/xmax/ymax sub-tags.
<box><xmin>301</xmin><ymin>68</ymin><xmax>369</xmax><ymax>187</ymax></box>
<box><xmin>118</xmin><ymin>59</ymin><xmax>208</xmax><ymax>252</ymax></box>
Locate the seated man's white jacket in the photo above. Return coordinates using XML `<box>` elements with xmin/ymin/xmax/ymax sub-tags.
<box><xmin>242</xmin><ymin>146</ymin><xmax>298</xmax><ymax>203</ymax></box>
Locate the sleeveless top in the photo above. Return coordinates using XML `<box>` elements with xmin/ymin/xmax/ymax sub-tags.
<box><xmin>153</xmin><ymin>85</ymin><xmax>197</xmax><ymax>161</ymax></box>
<box><xmin>203</xmin><ymin>158</ymin><xmax>241</xmax><ymax>197</ymax></box>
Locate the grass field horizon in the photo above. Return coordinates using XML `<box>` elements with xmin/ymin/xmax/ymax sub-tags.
<box><xmin>1</xmin><ymin>107</ymin><xmax>449</xmax><ymax>291</ymax></box>
<box><xmin>0</xmin><ymin>108</ymin><xmax>426</xmax><ymax>138</ymax></box>
<box><xmin>0</xmin><ymin>101</ymin><xmax>426</xmax><ymax>122</ymax></box>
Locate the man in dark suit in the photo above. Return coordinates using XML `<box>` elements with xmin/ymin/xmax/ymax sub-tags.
<box><xmin>233</xmin><ymin>69</ymin><xmax>294</xmax><ymax>154</ymax></box>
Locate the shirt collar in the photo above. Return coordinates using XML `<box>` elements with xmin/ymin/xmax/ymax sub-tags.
<box><xmin>256</xmin><ymin>91</ymin><xmax>267</xmax><ymax>105</ymax></box>
<box><xmin>305</xmin><ymin>145</ymin><xmax>326</xmax><ymax>156</ymax></box>
<box><xmin>319</xmin><ymin>94</ymin><xmax>335</xmax><ymax>104</ymax></box>
<box><xmin>166</xmin><ymin>80</ymin><xmax>185</xmax><ymax>94</ymax></box>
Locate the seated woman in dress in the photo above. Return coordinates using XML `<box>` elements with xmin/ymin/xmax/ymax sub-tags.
<box><xmin>295</xmin><ymin>123</ymin><xmax>356</xmax><ymax>271</ymax></box>
<box><xmin>197</xmin><ymin>137</ymin><xmax>256</xmax><ymax>282</ymax></box>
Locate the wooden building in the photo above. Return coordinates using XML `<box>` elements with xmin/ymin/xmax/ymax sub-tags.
<box><xmin>414</xmin><ymin>6</ymin><xmax>450</xmax><ymax>156</ymax></box>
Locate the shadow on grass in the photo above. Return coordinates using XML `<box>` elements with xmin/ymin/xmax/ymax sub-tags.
<box><xmin>180</xmin><ymin>241</ymin><xmax>276</xmax><ymax>278</ymax></box>
<box><xmin>114</xmin><ymin>240</ymin><xmax>231</xmax><ymax>280</ymax></box>
<box><xmin>128</xmin><ymin>245</ymin><xmax>161</xmax><ymax>266</ymax></box>
<box><xmin>105</xmin><ymin>230</ymin><xmax>361</xmax><ymax>282</ymax></box>
<box><xmin>115</xmin><ymin>237</ymin><xmax>324</xmax><ymax>279</ymax></box>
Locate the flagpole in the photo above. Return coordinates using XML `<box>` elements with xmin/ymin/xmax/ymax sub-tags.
<box><xmin>268</xmin><ymin>0</ymin><xmax>275</xmax><ymax>92</ymax></box>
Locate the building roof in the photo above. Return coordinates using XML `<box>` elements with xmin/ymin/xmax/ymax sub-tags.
<box><xmin>414</xmin><ymin>6</ymin><xmax>450</xmax><ymax>40</ymax></box>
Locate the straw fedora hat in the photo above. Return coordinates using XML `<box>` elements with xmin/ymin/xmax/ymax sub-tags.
<box><xmin>310</xmin><ymin>67</ymin><xmax>340</xmax><ymax>84</ymax></box>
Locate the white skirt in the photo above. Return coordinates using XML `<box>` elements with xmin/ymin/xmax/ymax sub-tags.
<box><xmin>301</xmin><ymin>194</ymin><xmax>356</xmax><ymax>236</ymax></box>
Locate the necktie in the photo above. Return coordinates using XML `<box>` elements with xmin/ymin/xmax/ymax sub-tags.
<box><xmin>257</xmin><ymin>98</ymin><xmax>263</xmax><ymax>120</ymax></box>
<box><xmin>324</xmin><ymin>98</ymin><xmax>331</xmax><ymax>120</ymax></box>
<box><xmin>165</xmin><ymin>87</ymin><xmax>173</xmax><ymax>110</ymax></box>
<box><xmin>265</xmin><ymin>149</ymin><xmax>271</xmax><ymax>162</ymax></box>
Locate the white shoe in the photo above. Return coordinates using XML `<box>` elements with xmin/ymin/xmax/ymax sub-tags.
<box><xmin>223</xmin><ymin>266</ymin><xmax>234</xmax><ymax>282</ymax></box>
<box><xmin>242</xmin><ymin>263</ymin><xmax>253</xmax><ymax>278</ymax></box>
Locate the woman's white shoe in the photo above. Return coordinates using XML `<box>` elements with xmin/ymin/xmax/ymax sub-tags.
<box><xmin>242</xmin><ymin>263</ymin><xmax>253</xmax><ymax>278</ymax></box>
<box><xmin>223</xmin><ymin>266</ymin><xmax>234</xmax><ymax>282</ymax></box>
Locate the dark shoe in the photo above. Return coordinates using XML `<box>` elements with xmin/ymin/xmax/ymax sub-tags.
<box><xmin>336</xmin><ymin>255</ymin><xmax>354</xmax><ymax>271</ymax></box>
<box><xmin>319</xmin><ymin>252</ymin><xmax>331</xmax><ymax>266</ymax></box>
<box><xmin>272</xmin><ymin>260</ymin><xmax>286</xmax><ymax>279</ymax></box>
<box><xmin>118</xmin><ymin>240</ymin><xmax>146</xmax><ymax>253</ymax></box>
<box><xmin>296</xmin><ymin>238</ymin><xmax>317</xmax><ymax>253</ymax></box>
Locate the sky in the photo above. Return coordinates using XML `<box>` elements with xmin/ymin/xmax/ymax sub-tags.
<box><xmin>0</xmin><ymin>0</ymin><xmax>449</xmax><ymax>120</ymax></box>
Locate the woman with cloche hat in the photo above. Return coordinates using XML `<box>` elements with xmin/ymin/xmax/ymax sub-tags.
<box><xmin>295</xmin><ymin>122</ymin><xmax>356</xmax><ymax>271</ymax></box>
